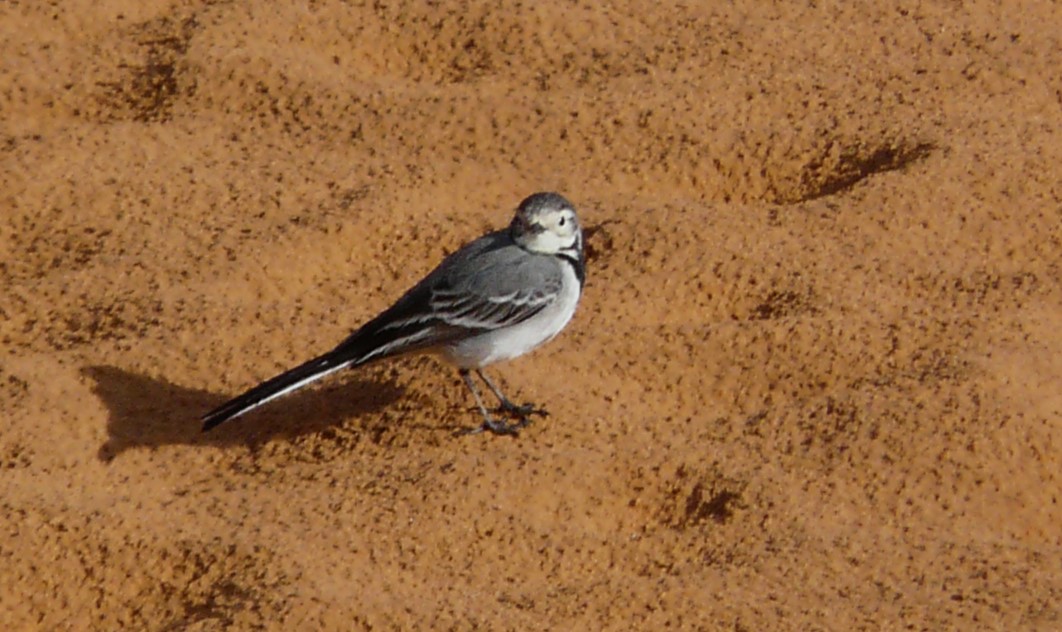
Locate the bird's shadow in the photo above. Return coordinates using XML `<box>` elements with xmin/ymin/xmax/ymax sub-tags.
<box><xmin>84</xmin><ymin>365</ymin><xmax>406</xmax><ymax>462</ymax></box>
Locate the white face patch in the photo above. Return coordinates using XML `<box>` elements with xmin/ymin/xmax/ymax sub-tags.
<box><xmin>517</xmin><ymin>207</ymin><xmax>580</xmax><ymax>254</ymax></box>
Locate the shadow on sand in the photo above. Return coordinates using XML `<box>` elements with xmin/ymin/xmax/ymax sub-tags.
<box><xmin>83</xmin><ymin>365</ymin><xmax>406</xmax><ymax>462</ymax></box>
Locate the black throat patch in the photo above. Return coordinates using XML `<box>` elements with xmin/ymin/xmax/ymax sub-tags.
<box><xmin>557</xmin><ymin>248</ymin><xmax>586</xmax><ymax>286</ymax></box>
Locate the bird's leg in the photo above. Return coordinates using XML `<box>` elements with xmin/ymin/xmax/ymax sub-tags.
<box><xmin>456</xmin><ymin>369</ymin><xmax>520</xmax><ymax>436</ymax></box>
<box><xmin>476</xmin><ymin>370</ymin><xmax>549</xmax><ymax>427</ymax></box>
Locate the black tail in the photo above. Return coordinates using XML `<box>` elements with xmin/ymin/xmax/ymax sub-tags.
<box><xmin>200</xmin><ymin>281</ymin><xmax>452</xmax><ymax>432</ymax></box>
<box><xmin>201</xmin><ymin>352</ymin><xmax>352</xmax><ymax>431</ymax></box>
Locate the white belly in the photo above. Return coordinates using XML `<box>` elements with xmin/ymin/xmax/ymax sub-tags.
<box><xmin>440</xmin><ymin>263</ymin><xmax>581</xmax><ymax>369</ymax></box>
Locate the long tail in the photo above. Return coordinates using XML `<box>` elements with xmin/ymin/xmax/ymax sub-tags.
<box><xmin>200</xmin><ymin>282</ymin><xmax>457</xmax><ymax>432</ymax></box>
<box><xmin>201</xmin><ymin>352</ymin><xmax>354</xmax><ymax>431</ymax></box>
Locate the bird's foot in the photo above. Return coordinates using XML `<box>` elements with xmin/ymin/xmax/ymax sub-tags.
<box><xmin>456</xmin><ymin>400</ymin><xmax>548</xmax><ymax>437</ymax></box>
<box><xmin>496</xmin><ymin>399</ymin><xmax>549</xmax><ymax>420</ymax></box>
<box><xmin>456</xmin><ymin>416</ymin><xmax>524</xmax><ymax>437</ymax></box>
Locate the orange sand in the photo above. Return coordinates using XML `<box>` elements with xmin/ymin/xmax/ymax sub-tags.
<box><xmin>2</xmin><ymin>1</ymin><xmax>1060</xmax><ymax>629</ymax></box>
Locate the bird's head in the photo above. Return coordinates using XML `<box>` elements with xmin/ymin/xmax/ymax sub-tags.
<box><xmin>510</xmin><ymin>192</ymin><xmax>582</xmax><ymax>256</ymax></box>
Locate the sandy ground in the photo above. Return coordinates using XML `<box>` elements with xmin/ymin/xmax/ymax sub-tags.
<box><xmin>2</xmin><ymin>1</ymin><xmax>1060</xmax><ymax>629</ymax></box>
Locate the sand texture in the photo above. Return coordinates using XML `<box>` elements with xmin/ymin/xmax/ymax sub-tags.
<box><xmin>2</xmin><ymin>1</ymin><xmax>1060</xmax><ymax>629</ymax></box>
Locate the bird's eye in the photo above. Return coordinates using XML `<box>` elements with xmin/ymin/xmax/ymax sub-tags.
<box><xmin>558</xmin><ymin>217</ymin><xmax>567</xmax><ymax>227</ymax></box>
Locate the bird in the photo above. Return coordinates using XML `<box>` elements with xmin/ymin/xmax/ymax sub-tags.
<box><xmin>201</xmin><ymin>191</ymin><xmax>585</xmax><ymax>436</ymax></box>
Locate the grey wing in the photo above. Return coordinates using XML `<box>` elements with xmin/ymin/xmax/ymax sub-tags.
<box><xmin>429</xmin><ymin>247</ymin><xmax>564</xmax><ymax>332</ymax></box>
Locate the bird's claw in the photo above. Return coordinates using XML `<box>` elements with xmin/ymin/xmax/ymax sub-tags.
<box><xmin>497</xmin><ymin>400</ymin><xmax>549</xmax><ymax>419</ymax></box>
<box><xmin>456</xmin><ymin>417</ymin><xmax>523</xmax><ymax>437</ymax></box>
<box><xmin>457</xmin><ymin>402</ymin><xmax>548</xmax><ymax>436</ymax></box>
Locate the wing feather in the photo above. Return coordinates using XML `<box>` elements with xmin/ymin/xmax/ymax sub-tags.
<box><xmin>429</xmin><ymin>257</ymin><xmax>562</xmax><ymax>331</ymax></box>
<box><xmin>330</xmin><ymin>234</ymin><xmax>564</xmax><ymax>363</ymax></box>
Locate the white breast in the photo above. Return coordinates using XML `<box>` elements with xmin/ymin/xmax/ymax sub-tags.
<box><xmin>440</xmin><ymin>262</ymin><xmax>581</xmax><ymax>369</ymax></box>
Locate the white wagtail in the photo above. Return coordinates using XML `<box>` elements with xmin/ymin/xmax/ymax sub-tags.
<box><xmin>201</xmin><ymin>192</ymin><xmax>585</xmax><ymax>436</ymax></box>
